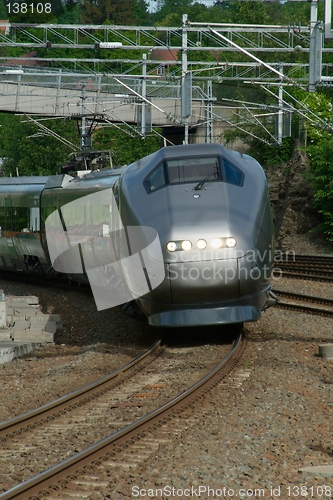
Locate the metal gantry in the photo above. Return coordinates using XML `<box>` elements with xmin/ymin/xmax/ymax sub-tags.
<box><xmin>0</xmin><ymin>5</ymin><xmax>331</xmax><ymax>146</ymax></box>
<box><xmin>0</xmin><ymin>16</ymin><xmax>329</xmax><ymax>86</ymax></box>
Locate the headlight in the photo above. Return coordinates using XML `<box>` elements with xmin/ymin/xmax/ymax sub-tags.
<box><xmin>211</xmin><ymin>238</ymin><xmax>223</xmax><ymax>249</ymax></box>
<box><xmin>166</xmin><ymin>241</ymin><xmax>177</xmax><ymax>252</ymax></box>
<box><xmin>181</xmin><ymin>240</ymin><xmax>192</xmax><ymax>251</ymax></box>
<box><xmin>196</xmin><ymin>239</ymin><xmax>207</xmax><ymax>250</ymax></box>
<box><xmin>226</xmin><ymin>237</ymin><xmax>237</xmax><ymax>248</ymax></box>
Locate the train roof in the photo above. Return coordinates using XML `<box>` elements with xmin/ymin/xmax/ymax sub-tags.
<box><xmin>156</xmin><ymin>144</ymin><xmax>262</xmax><ymax>168</ymax></box>
<box><xmin>0</xmin><ymin>175</ymin><xmax>50</xmax><ymax>185</ymax></box>
<box><xmin>0</xmin><ymin>166</ymin><xmax>126</xmax><ymax>188</ymax></box>
<box><xmin>125</xmin><ymin>143</ymin><xmax>264</xmax><ymax>179</ymax></box>
<box><xmin>72</xmin><ymin>166</ymin><xmax>126</xmax><ymax>180</ymax></box>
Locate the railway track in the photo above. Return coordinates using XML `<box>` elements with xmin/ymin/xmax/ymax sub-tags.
<box><xmin>0</xmin><ymin>254</ymin><xmax>331</xmax><ymax>499</ymax></box>
<box><xmin>273</xmin><ymin>254</ymin><xmax>333</xmax><ymax>282</ymax></box>
<box><xmin>275</xmin><ymin>253</ymin><xmax>333</xmax><ymax>265</ymax></box>
<box><xmin>272</xmin><ymin>289</ymin><xmax>333</xmax><ymax>317</ymax></box>
<box><xmin>0</xmin><ymin>340</ymin><xmax>164</xmax><ymax>442</ymax></box>
<box><xmin>0</xmin><ymin>331</ymin><xmax>245</xmax><ymax>500</ymax></box>
<box><xmin>0</xmin><ymin>340</ymin><xmax>166</xmax><ymax>490</ymax></box>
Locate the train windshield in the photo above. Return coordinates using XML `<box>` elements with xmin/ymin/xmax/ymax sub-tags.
<box><xmin>166</xmin><ymin>157</ymin><xmax>219</xmax><ymax>184</ymax></box>
<box><xmin>144</xmin><ymin>155</ymin><xmax>243</xmax><ymax>193</ymax></box>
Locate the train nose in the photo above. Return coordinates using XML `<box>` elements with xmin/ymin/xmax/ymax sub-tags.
<box><xmin>168</xmin><ymin>258</ymin><xmax>239</xmax><ymax>303</ymax></box>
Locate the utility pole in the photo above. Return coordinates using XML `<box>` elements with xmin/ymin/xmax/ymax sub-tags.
<box><xmin>205</xmin><ymin>80</ymin><xmax>213</xmax><ymax>143</ymax></box>
<box><xmin>137</xmin><ymin>53</ymin><xmax>152</xmax><ymax>135</ymax></box>
<box><xmin>142</xmin><ymin>53</ymin><xmax>147</xmax><ymax>135</ymax></box>
<box><xmin>277</xmin><ymin>64</ymin><xmax>283</xmax><ymax>144</ymax></box>
<box><xmin>181</xmin><ymin>14</ymin><xmax>191</xmax><ymax>144</ymax></box>
<box><xmin>140</xmin><ymin>53</ymin><xmax>147</xmax><ymax>135</ymax></box>
<box><xmin>309</xmin><ymin>0</ymin><xmax>323</xmax><ymax>92</ymax></box>
<box><xmin>81</xmin><ymin>83</ymin><xmax>87</xmax><ymax>151</ymax></box>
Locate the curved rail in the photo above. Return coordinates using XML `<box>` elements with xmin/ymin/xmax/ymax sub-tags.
<box><xmin>275</xmin><ymin>254</ymin><xmax>333</xmax><ymax>265</ymax></box>
<box><xmin>277</xmin><ymin>264</ymin><xmax>333</xmax><ymax>275</ymax></box>
<box><xmin>273</xmin><ymin>268</ymin><xmax>333</xmax><ymax>283</ymax></box>
<box><xmin>273</xmin><ymin>289</ymin><xmax>333</xmax><ymax>317</ymax></box>
<box><xmin>272</xmin><ymin>289</ymin><xmax>333</xmax><ymax>307</ymax></box>
<box><xmin>273</xmin><ymin>254</ymin><xmax>333</xmax><ymax>283</ymax></box>
<box><xmin>0</xmin><ymin>339</ymin><xmax>163</xmax><ymax>440</ymax></box>
<box><xmin>0</xmin><ymin>332</ymin><xmax>245</xmax><ymax>500</ymax></box>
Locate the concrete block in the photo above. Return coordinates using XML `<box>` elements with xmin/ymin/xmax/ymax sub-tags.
<box><xmin>299</xmin><ymin>465</ymin><xmax>333</xmax><ymax>477</ymax></box>
<box><xmin>0</xmin><ymin>330</ymin><xmax>13</xmax><ymax>341</ymax></box>
<box><xmin>0</xmin><ymin>342</ymin><xmax>42</xmax><ymax>363</ymax></box>
<box><xmin>318</xmin><ymin>344</ymin><xmax>333</xmax><ymax>360</ymax></box>
<box><xmin>8</xmin><ymin>295</ymin><xmax>39</xmax><ymax>305</ymax></box>
<box><xmin>11</xmin><ymin>330</ymin><xmax>54</xmax><ymax>342</ymax></box>
<box><xmin>2</xmin><ymin>294</ymin><xmax>62</xmax><ymax>344</ymax></box>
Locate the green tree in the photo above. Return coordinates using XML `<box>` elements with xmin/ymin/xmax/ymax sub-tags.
<box><xmin>307</xmin><ymin>137</ymin><xmax>333</xmax><ymax>244</ymax></box>
<box><xmin>134</xmin><ymin>0</ymin><xmax>153</xmax><ymax>25</ymax></box>
<box><xmin>0</xmin><ymin>114</ymin><xmax>78</xmax><ymax>177</ymax></box>
<box><xmin>153</xmin><ymin>0</ymin><xmax>193</xmax><ymax>24</ymax></box>
<box><xmin>80</xmin><ymin>0</ymin><xmax>138</xmax><ymax>25</ymax></box>
<box><xmin>0</xmin><ymin>114</ymin><xmax>161</xmax><ymax>175</ymax></box>
<box><xmin>0</xmin><ymin>0</ymin><xmax>8</xmax><ymax>19</ymax></box>
<box><xmin>56</xmin><ymin>1</ymin><xmax>82</xmax><ymax>24</ymax></box>
<box><xmin>295</xmin><ymin>91</ymin><xmax>333</xmax><ymax>245</ymax></box>
<box><xmin>93</xmin><ymin>126</ymin><xmax>161</xmax><ymax>165</ymax></box>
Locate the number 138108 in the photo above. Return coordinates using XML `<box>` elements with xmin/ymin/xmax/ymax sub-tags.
<box><xmin>6</xmin><ymin>3</ymin><xmax>51</xmax><ymax>14</ymax></box>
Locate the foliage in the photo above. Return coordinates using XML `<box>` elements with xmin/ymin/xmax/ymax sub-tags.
<box><xmin>307</xmin><ymin>138</ymin><xmax>333</xmax><ymax>243</ymax></box>
<box><xmin>303</xmin><ymin>96</ymin><xmax>333</xmax><ymax>244</ymax></box>
<box><xmin>93</xmin><ymin>126</ymin><xmax>161</xmax><ymax>165</ymax></box>
<box><xmin>290</xmin><ymin>90</ymin><xmax>333</xmax><ymax>245</ymax></box>
<box><xmin>153</xmin><ymin>0</ymin><xmax>194</xmax><ymax>25</ymax></box>
<box><xmin>0</xmin><ymin>0</ymin><xmax>7</xmax><ymax>19</ymax></box>
<box><xmin>0</xmin><ymin>114</ymin><xmax>161</xmax><ymax>175</ymax></box>
<box><xmin>256</xmin><ymin>137</ymin><xmax>293</xmax><ymax>166</ymax></box>
<box><xmin>134</xmin><ymin>0</ymin><xmax>154</xmax><ymax>25</ymax></box>
<box><xmin>56</xmin><ymin>2</ymin><xmax>82</xmax><ymax>24</ymax></box>
<box><xmin>0</xmin><ymin>114</ymin><xmax>78</xmax><ymax>176</ymax></box>
<box><xmin>223</xmin><ymin>126</ymin><xmax>293</xmax><ymax>166</ymax></box>
<box><xmin>293</xmin><ymin>90</ymin><xmax>333</xmax><ymax>145</ymax></box>
<box><xmin>80</xmin><ymin>0</ymin><xmax>138</xmax><ymax>25</ymax></box>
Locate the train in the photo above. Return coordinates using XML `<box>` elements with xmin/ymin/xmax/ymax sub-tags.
<box><xmin>0</xmin><ymin>143</ymin><xmax>276</xmax><ymax>327</ymax></box>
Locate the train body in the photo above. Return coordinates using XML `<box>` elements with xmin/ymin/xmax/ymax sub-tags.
<box><xmin>0</xmin><ymin>143</ymin><xmax>276</xmax><ymax>327</ymax></box>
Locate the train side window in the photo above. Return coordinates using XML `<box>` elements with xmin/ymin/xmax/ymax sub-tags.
<box><xmin>113</xmin><ymin>180</ymin><xmax>119</xmax><ymax>206</ymax></box>
<box><xmin>223</xmin><ymin>159</ymin><xmax>244</xmax><ymax>186</ymax></box>
<box><xmin>12</xmin><ymin>207</ymin><xmax>29</xmax><ymax>232</ymax></box>
<box><xmin>144</xmin><ymin>163</ymin><xmax>166</xmax><ymax>192</ymax></box>
<box><xmin>0</xmin><ymin>207</ymin><xmax>6</xmax><ymax>233</ymax></box>
<box><xmin>43</xmin><ymin>207</ymin><xmax>60</xmax><ymax>234</ymax></box>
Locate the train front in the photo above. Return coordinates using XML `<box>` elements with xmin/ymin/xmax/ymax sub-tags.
<box><xmin>118</xmin><ymin>143</ymin><xmax>275</xmax><ymax>327</ymax></box>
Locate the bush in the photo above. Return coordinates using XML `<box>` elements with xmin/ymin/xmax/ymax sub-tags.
<box><xmin>307</xmin><ymin>139</ymin><xmax>333</xmax><ymax>244</ymax></box>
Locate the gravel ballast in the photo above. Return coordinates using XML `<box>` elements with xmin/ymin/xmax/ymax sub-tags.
<box><xmin>0</xmin><ymin>247</ymin><xmax>332</xmax><ymax>498</ymax></box>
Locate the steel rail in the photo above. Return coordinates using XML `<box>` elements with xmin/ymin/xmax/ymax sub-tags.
<box><xmin>272</xmin><ymin>289</ymin><xmax>333</xmax><ymax>308</ymax></box>
<box><xmin>0</xmin><ymin>339</ymin><xmax>163</xmax><ymax>440</ymax></box>
<box><xmin>274</xmin><ymin>254</ymin><xmax>333</xmax><ymax>264</ymax></box>
<box><xmin>273</xmin><ymin>263</ymin><xmax>333</xmax><ymax>282</ymax></box>
<box><xmin>275</xmin><ymin>301</ymin><xmax>333</xmax><ymax>318</ymax></box>
<box><xmin>277</xmin><ymin>262</ymin><xmax>333</xmax><ymax>270</ymax></box>
<box><xmin>274</xmin><ymin>265</ymin><xmax>333</xmax><ymax>277</ymax></box>
<box><xmin>276</xmin><ymin>265</ymin><xmax>333</xmax><ymax>276</ymax></box>
<box><xmin>273</xmin><ymin>270</ymin><xmax>333</xmax><ymax>282</ymax></box>
<box><xmin>0</xmin><ymin>332</ymin><xmax>244</xmax><ymax>500</ymax></box>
